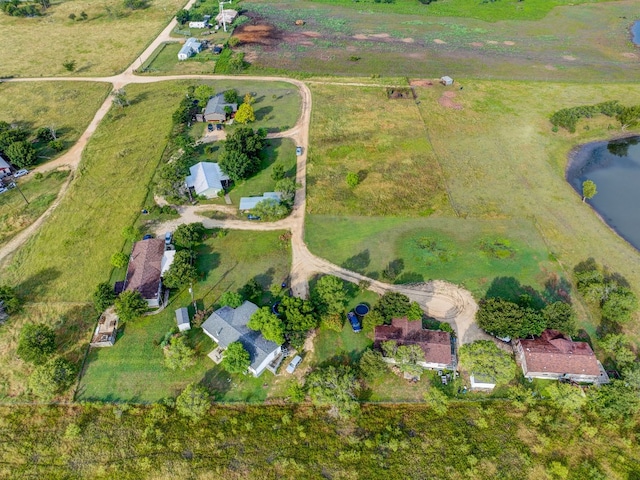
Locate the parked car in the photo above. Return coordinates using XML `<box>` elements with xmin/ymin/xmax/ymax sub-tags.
<box><xmin>143</xmin><ymin>234</ymin><xmax>153</xmax><ymax>240</ymax></box>
<box><xmin>13</xmin><ymin>169</ymin><xmax>29</xmax><ymax>178</ymax></box>
<box><xmin>216</xmin><ymin>123</ymin><xmax>223</xmax><ymax>131</ymax></box>
<box><xmin>165</xmin><ymin>231</ymin><xmax>172</xmax><ymax>246</ymax></box>
<box><xmin>212</xmin><ymin>45</ymin><xmax>223</xmax><ymax>54</ymax></box>
<box><xmin>286</xmin><ymin>355</ymin><xmax>303</xmax><ymax>374</ymax></box>
<box><xmin>207</xmin><ymin>123</ymin><xmax>214</xmax><ymax>132</ymax></box>
<box><xmin>296</xmin><ymin>146</ymin><xmax>303</xmax><ymax>156</ymax></box>
<box><xmin>347</xmin><ymin>312</ymin><xmax>362</xmax><ymax>333</ymax></box>
<box><xmin>0</xmin><ymin>187</ymin><xmax>7</xmax><ymax>195</ymax></box>
<box><xmin>247</xmin><ymin>214</ymin><xmax>260</xmax><ymax>220</ymax></box>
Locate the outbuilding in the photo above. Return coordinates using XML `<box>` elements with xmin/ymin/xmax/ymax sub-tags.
<box><xmin>175</xmin><ymin>307</ymin><xmax>191</xmax><ymax>332</ymax></box>
<box><xmin>470</xmin><ymin>373</ymin><xmax>496</xmax><ymax>391</ymax></box>
<box><xmin>178</xmin><ymin>37</ymin><xmax>202</xmax><ymax>61</ymax></box>
<box><xmin>440</xmin><ymin>76</ymin><xmax>454</xmax><ymax>86</ymax></box>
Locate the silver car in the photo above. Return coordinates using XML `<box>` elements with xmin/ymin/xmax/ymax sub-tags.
<box><xmin>286</xmin><ymin>355</ymin><xmax>302</xmax><ymax>374</ymax></box>
<box><xmin>13</xmin><ymin>169</ymin><xmax>29</xmax><ymax>178</ymax></box>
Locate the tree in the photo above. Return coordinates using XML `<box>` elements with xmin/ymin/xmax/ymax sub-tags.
<box><xmin>219</xmin><ymin>291</ymin><xmax>243</xmax><ymax>308</ymax></box>
<box><xmin>599</xmin><ymin>334</ymin><xmax>635</xmax><ymax>368</ymax></box>
<box><xmin>251</xmin><ymin>199</ymin><xmax>290</xmax><ymax>221</ymax></box>
<box><xmin>459</xmin><ymin>340</ymin><xmax>515</xmax><ymax>385</ymax></box>
<box><xmin>176</xmin><ymin>8</ymin><xmax>190</xmax><ymax>24</ymax></box>
<box><xmin>476</xmin><ymin>297</ymin><xmax>545</xmax><ymax>339</ymax></box>
<box><xmin>194</xmin><ymin>85</ymin><xmax>215</xmax><ymax>106</ymax></box>
<box><xmin>36</xmin><ymin>126</ymin><xmax>54</xmax><ymax>142</ymax></box>
<box><xmin>173</xmin><ymin>222</ymin><xmax>205</xmax><ymax>249</ymax></box>
<box><xmin>219</xmin><ymin>127</ymin><xmax>265</xmax><ymax>182</ymax></box>
<box><xmin>93</xmin><ymin>282</ymin><xmax>116</xmax><ymax>312</ymax></box>
<box><xmin>394</xmin><ymin>344</ymin><xmax>425</xmax><ymax>376</ymax></box>
<box><xmin>279</xmin><ymin>295</ymin><xmax>318</xmax><ymax>333</ymax></box>
<box><xmin>601</xmin><ymin>287</ymin><xmax>638</xmax><ymax>324</ymax></box>
<box><xmin>29</xmin><ymin>357</ymin><xmax>77</xmax><ymax>399</ymax></box>
<box><xmin>164</xmin><ymin>335</ymin><xmax>196</xmax><ymax>370</ymax></box>
<box><xmin>587</xmin><ymin>380</ymin><xmax>640</xmax><ymax>420</ymax></box>
<box><xmin>234</xmin><ymin>103</ymin><xmax>255</xmax><ymax>124</ymax></box>
<box><xmin>222</xmin><ymin>341</ymin><xmax>251</xmax><ymax>374</ymax></box>
<box><xmin>312</xmin><ymin>275</ymin><xmax>348</xmax><ymax>318</ymax></box>
<box><xmin>544</xmin><ymin>383</ymin><xmax>587</xmax><ymax>413</ymax></box>
<box><xmin>111</xmin><ymin>88</ymin><xmax>130</xmax><ymax>108</ymax></box>
<box><xmin>358</xmin><ymin>349</ymin><xmax>386</xmax><ymax>380</ymax></box>
<box><xmin>248</xmin><ymin>307</ymin><xmax>286</xmax><ymax>344</ymax></box>
<box><xmin>423</xmin><ymin>387</ymin><xmax>449</xmax><ymax>416</ymax></box>
<box><xmin>114</xmin><ymin>290</ymin><xmax>147</xmax><ymax>322</ymax></box>
<box><xmin>0</xmin><ymin>285</ymin><xmax>20</xmax><ymax>313</ymax></box>
<box><xmin>275</xmin><ymin>177</ymin><xmax>297</xmax><ymax>206</ymax></box>
<box><xmin>49</xmin><ymin>139</ymin><xmax>64</xmax><ymax>151</ymax></box>
<box><xmin>243</xmin><ymin>93</ymin><xmax>255</xmax><ymax>105</ymax></box>
<box><xmin>582</xmin><ymin>180</ymin><xmax>597</xmax><ymax>202</ymax></box>
<box><xmin>373</xmin><ymin>292</ymin><xmax>411</xmax><ymax>323</ymax></box>
<box><xmin>542</xmin><ymin>301</ymin><xmax>576</xmax><ymax>336</ymax></box>
<box><xmin>163</xmin><ymin>250</ymin><xmax>198</xmax><ymax>289</ymax></box>
<box><xmin>223</xmin><ymin>89</ymin><xmax>238</xmax><ymax>103</ymax></box>
<box><xmin>271</xmin><ymin>163</ymin><xmax>285</xmax><ymax>181</ymax></box>
<box><xmin>306</xmin><ymin>365</ymin><xmax>360</xmax><ymax>418</ymax></box>
<box><xmin>240</xmin><ymin>278</ymin><xmax>263</xmax><ymax>304</ymax></box>
<box><xmin>17</xmin><ymin>323</ymin><xmax>56</xmax><ymax>365</ymax></box>
<box><xmin>622</xmin><ymin>362</ymin><xmax>640</xmax><ymax>390</ymax></box>
<box><xmin>407</xmin><ymin>301</ymin><xmax>423</xmax><ymax>321</ymax></box>
<box><xmin>176</xmin><ymin>383</ymin><xmax>210</xmax><ymax>421</ymax></box>
<box><xmin>362</xmin><ymin>309</ymin><xmax>385</xmax><ymax>331</ymax></box>
<box><xmin>346</xmin><ymin>172</ymin><xmax>359</xmax><ymax>188</ymax></box>
<box><xmin>228</xmin><ymin>52</ymin><xmax>246</xmax><ymax>73</ymax></box>
<box><xmin>6</xmin><ymin>141</ymin><xmax>37</xmax><ymax>168</ymax></box>
<box><xmin>219</xmin><ymin>150</ymin><xmax>254</xmax><ymax>183</ymax></box>
<box><xmin>110</xmin><ymin>252</ymin><xmax>129</xmax><ymax>269</ymax></box>
<box><xmin>62</xmin><ymin>60</ymin><xmax>76</xmax><ymax>72</ymax></box>
<box><xmin>121</xmin><ymin>225</ymin><xmax>141</xmax><ymax>242</ymax></box>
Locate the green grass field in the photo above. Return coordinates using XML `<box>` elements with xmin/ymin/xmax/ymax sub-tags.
<box><xmin>78</xmin><ymin>229</ymin><xmax>292</xmax><ymax>403</ymax></box>
<box><xmin>0</xmin><ymin>170</ymin><xmax>70</xmax><ymax>247</ymax></box>
<box><xmin>0</xmin><ymin>0</ymin><xmax>187</xmax><ymax>77</ymax></box>
<box><xmin>0</xmin><ymin>81</ymin><xmax>111</xmax><ymax>162</ymax></box>
<box><xmin>307</xmin><ymin>83</ymin><xmax>451</xmax><ymax>216</ymax></box>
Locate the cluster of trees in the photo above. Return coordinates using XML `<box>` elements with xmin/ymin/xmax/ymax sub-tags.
<box><xmin>0</xmin><ymin>121</ymin><xmax>66</xmax><ymax>168</ymax></box>
<box><xmin>362</xmin><ymin>291</ymin><xmax>423</xmax><ymax>330</ymax></box>
<box><xmin>0</xmin><ymin>0</ymin><xmax>45</xmax><ymax>16</ymax></box>
<box><xmin>219</xmin><ymin>127</ymin><xmax>266</xmax><ymax>182</ymax></box>
<box><xmin>550</xmin><ymin>100</ymin><xmax>640</xmax><ymax>133</ymax></box>
<box><xmin>162</xmin><ymin>331</ymin><xmax>196</xmax><ymax>371</ymax></box>
<box><xmin>250</xmin><ymin>177</ymin><xmax>297</xmax><ymax>221</ymax></box>
<box><xmin>477</xmin><ymin>296</ymin><xmax>576</xmax><ymax>339</ymax></box>
<box><xmin>17</xmin><ymin>323</ymin><xmax>77</xmax><ymax>399</ymax></box>
<box><xmin>458</xmin><ymin>340</ymin><xmax>516</xmax><ymax>385</ymax></box>
<box><xmin>163</xmin><ymin>223</ymin><xmax>205</xmax><ymax>289</ymax></box>
<box><xmin>574</xmin><ymin>259</ymin><xmax>638</xmax><ymax>326</ymax></box>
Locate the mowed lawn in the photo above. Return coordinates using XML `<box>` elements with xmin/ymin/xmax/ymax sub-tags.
<box><xmin>0</xmin><ymin>0</ymin><xmax>186</xmax><ymax>77</ymax></box>
<box><xmin>0</xmin><ymin>81</ymin><xmax>111</xmax><ymax>161</ymax></box>
<box><xmin>307</xmin><ymin>83</ymin><xmax>452</xmax><ymax>217</ymax></box>
<box><xmin>78</xmin><ymin>230</ymin><xmax>292</xmax><ymax>403</ymax></box>
<box><xmin>306</xmin><ymin>215</ymin><xmax>558</xmax><ymax>297</ymax></box>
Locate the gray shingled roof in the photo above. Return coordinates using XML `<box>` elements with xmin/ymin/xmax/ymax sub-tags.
<box><xmin>203</xmin><ymin>93</ymin><xmax>237</xmax><ymax>117</ymax></box>
<box><xmin>202</xmin><ymin>301</ymin><xmax>280</xmax><ymax>371</ymax></box>
<box><xmin>175</xmin><ymin>307</ymin><xmax>190</xmax><ymax>326</ymax></box>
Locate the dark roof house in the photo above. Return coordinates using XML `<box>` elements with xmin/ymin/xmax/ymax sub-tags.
<box><xmin>201</xmin><ymin>301</ymin><xmax>282</xmax><ymax>377</ymax></box>
<box><xmin>514</xmin><ymin>329</ymin><xmax>608</xmax><ymax>384</ymax></box>
<box><xmin>124</xmin><ymin>238</ymin><xmax>166</xmax><ymax>307</ymax></box>
<box><xmin>203</xmin><ymin>93</ymin><xmax>237</xmax><ymax>122</ymax></box>
<box><xmin>374</xmin><ymin>317</ymin><xmax>456</xmax><ymax>370</ymax></box>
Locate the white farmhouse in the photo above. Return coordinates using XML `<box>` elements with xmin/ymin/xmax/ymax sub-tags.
<box><xmin>177</xmin><ymin>38</ymin><xmax>202</xmax><ymax>61</ymax></box>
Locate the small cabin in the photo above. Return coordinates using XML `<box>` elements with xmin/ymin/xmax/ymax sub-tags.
<box><xmin>440</xmin><ymin>76</ymin><xmax>454</xmax><ymax>86</ymax></box>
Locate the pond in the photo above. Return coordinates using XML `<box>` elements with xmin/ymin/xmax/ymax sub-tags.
<box><xmin>633</xmin><ymin>20</ymin><xmax>640</xmax><ymax>46</ymax></box>
<box><xmin>567</xmin><ymin>136</ymin><xmax>640</xmax><ymax>250</ymax></box>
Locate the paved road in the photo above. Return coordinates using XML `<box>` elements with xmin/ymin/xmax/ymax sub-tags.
<box><xmin>0</xmin><ymin>9</ymin><xmax>483</xmax><ymax>343</ymax></box>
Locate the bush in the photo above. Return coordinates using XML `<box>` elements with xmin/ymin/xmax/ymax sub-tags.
<box><xmin>48</xmin><ymin>139</ymin><xmax>64</xmax><ymax>152</ymax></box>
<box><xmin>17</xmin><ymin>323</ymin><xmax>56</xmax><ymax>365</ymax></box>
<box><xmin>114</xmin><ymin>291</ymin><xmax>147</xmax><ymax>322</ymax></box>
<box><xmin>29</xmin><ymin>357</ymin><xmax>77</xmax><ymax>399</ymax></box>
<box><xmin>346</xmin><ymin>172</ymin><xmax>359</xmax><ymax>187</ymax></box>
<box><xmin>176</xmin><ymin>383</ymin><xmax>210</xmax><ymax>421</ymax></box>
<box><xmin>219</xmin><ymin>291</ymin><xmax>243</xmax><ymax>308</ymax></box>
<box><xmin>321</xmin><ymin>313</ymin><xmax>343</xmax><ymax>332</ymax></box>
<box><xmin>93</xmin><ymin>282</ymin><xmax>116</xmax><ymax>312</ymax></box>
<box><xmin>0</xmin><ymin>284</ymin><xmax>21</xmax><ymax>313</ymax></box>
<box><xmin>110</xmin><ymin>252</ymin><xmax>129</xmax><ymax>269</ymax></box>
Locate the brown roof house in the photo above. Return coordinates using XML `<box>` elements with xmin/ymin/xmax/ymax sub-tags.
<box><xmin>123</xmin><ymin>238</ymin><xmax>174</xmax><ymax>308</ymax></box>
<box><xmin>514</xmin><ymin>329</ymin><xmax>608</xmax><ymax>384</ymax></box>
<box><xmin>374</xmin><ymin>317</ymin><xmax>456</xmax><ymax>370</ymax></box>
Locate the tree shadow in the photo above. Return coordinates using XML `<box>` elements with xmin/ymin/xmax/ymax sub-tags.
<box><xmin>484</xmin><ymin>276</ymin><xmax>545</xmax><ymax>310</ymax></box>
<box><xmin>357</xmin><ymin>169</ymin><xmax>368</xmax><ymax>182</ymax></box>
<box><xmin>342</xmin><ymin>250</ymin><xmax>370</xmax><ymax>274</ymax></box>
<box><xmin>543</xmin><ymin>274</ymin><xmax>572</xmax><ymax>304</ymax></box>
<box><xmin>382</xmin><ymin>258</ymin><xmax>405</xmax><ymax>281</ymax></box>
<box><xmin>254</xmin><ymin>267</ymin><xmax>275</xmax><ymax>289</ymax></box>
<box><xmin>56</xmin><ymin>304</ymin><xmax>99</xmax><ymax>362</ymax></box>
<box><xmin>74</xmin><ymin>63</ymin><xmax>94</xmax><ymax>74</ymax></box>
<box><xmin>573</xmin><ymin>257</ymin><xmax>598</xmax><ymax>276</ymax></box>
<box><xmin>395</xmin><ymin>271</ymin><xmax>424</xmax><ymax>284</ymax></box>
<box><xmin>16</xmin><ymin>268</ymin><xmax>61</xmax><ymax>298</ymax></box>
<box><xmin>130</xmin><ymin>91</ymin><xmax>149</xmax><ymax>106</ymax></box>
<box><xmin>254</xmin><ymin>106</ymin><xmax>273</xmax><ymax>122</ymax></box>
<box><xmin>196</xmin><ymin>244</ymin><xmax>220</xmax><ymax>279</ymax></box>
<box><xmin>201</xmin><ymin>367</ymin><xmax>233</xmax><ymax>400</ymax></box>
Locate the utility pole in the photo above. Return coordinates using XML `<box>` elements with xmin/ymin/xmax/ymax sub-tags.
<box><xmin>13</xmin><ymin>181</ymin><xmax>28</xmax><ymax>205</ymax></box>
<box><xmin>219</xmin><ymin>1</ymin><xmax>232</xmax><ymax>33</ymax></box>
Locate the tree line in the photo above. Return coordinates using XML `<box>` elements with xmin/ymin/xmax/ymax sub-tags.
<box><xmin>550</xmin><ymin>100</ymin><xmax>640</xmax><ymax>133</ymax></box>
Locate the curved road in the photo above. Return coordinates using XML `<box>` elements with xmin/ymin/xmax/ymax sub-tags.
<box><xmin>0</xmin><ymin>13</ymin><xmax>483</xmax><ymax>344</ymax></box>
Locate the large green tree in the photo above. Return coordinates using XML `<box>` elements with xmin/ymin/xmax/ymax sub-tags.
<box><xmin>6</xmin><ymin>140</ymin><xmax>37</xmax><ymax>168</ymax></box>
<box><xmin>222</xmin><ymin>341</ymin><xmax>251</xmax><ymax>374</ymax></box>
<box><xmin>194</xmin><ymin>85</ymin><xmax>215</xmax><ymax>106</ymax></box>
<box><xmin>542</xmin><ymin>301</ymin><xmax>576</xmax><ymax>336</ymax></box>
<box><xmin>163</xmin><ymin>250</ymin><xmax>198</xmax><ymax>289</ymax></box>
<box><xmin>373</xmin><ymin>292</ymin><xmax>412</xmax><ymax>323</ymax></box>
<box><xmin>588</xmin><ymin>380</ymin><xmax>640</xmax><ymax>420</ymax></box>
<box><xmin>544</xmin><ymin>383</ymin><xmax>587</xmax><ymax>413</ymax></box>
<box><xmin>306</xmin><ymin>365</ymin><xmax>360</xmax><ymax>418</ymax></box>
<box><xmin>93</xmin><ymin>282</ymin><xmax>116</xmax><ymax>313</ymax></box>
<box><xmin>172</xmin><ymin>222</ymin><xmax>205</xmax><ymax>250</ymax></box>
<box><xmin>114</xmin><ymin>291</ymin><xmax>148</xmax><ymax>322</ymax></box>
<box><xmin>234</xmin><ymin>102</ymin><xmax>255</xmax><ymax>124</ymax></box>
<box><xmin>459</xmin><ymin>340</ymin><xmax>515</xmax><ymax>385</ymax></box>
<box><xmin>279</xmin><ymin>295</ymin><xmax>318</xmax><ymax>333</ymax></box>
<box><xmin>219</xmin><ymin>127</ymin><xmax>265</xmax><ymax>182</ymax></box>
<box><xmin>17</xmin><ymin>323</ymin><xmax>56</xmax><ymax>365</ymax></box>
<box><xmin>601</xmin><ymin>287</ymin><xmax>638</xmax><ymax>324</ymax></box>
<box><xmin>312</xmin><ymin>275</ymin><xmax>348</xmax><ymax>318</ymax></box>
<box><xmin>176</xmin><ymin>383</ymin><xmax>210</xmax><ymax>421</ymax></box>
<box><xmin>219</xmin><ymin>291</ymin><xmax>243</xmax><ymax>309</ymax></box>
<box><xmin>250</xmin><ymin>199</ymin><xmax>290</xmax><ymax>221</ymax></box>
<box><xmin>248</xmin><ymin>307</ymin><xmax>286</xmax><ymax>345</ymax></box>
<box><xmin>29</xmin><ymin>357</ymin><xmax>77</xmax><ymax>399</ymax></box>
<box><xmin>476</xmin><ymin>298</ymin><xmax>545</xmax><ymax>339</ymax></box>
<box><xmin>163</xmin><ymin>335</ymin><xmax>196</xmax><ymax>371</ymax></box>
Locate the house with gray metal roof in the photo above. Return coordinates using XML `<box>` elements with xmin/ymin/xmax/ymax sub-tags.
<box><xmin>185</xmin><ymin>162</ymin><xmax>229</xmax><ymax>198</ymax></box>
<box><xmin>203</xmin><ymin>93</ymin><xmax>237</xmax><ymax>122</ymax></box>
<box><xmin>178</xmin><ymin>37</ymin><xmax>202</xmax><ymax>61</ymax></box>
<box><xmin>201</xmin><ymin>301</ymin><xmax>282</xmax><ymax>377</ymax></box>
<box><xmin>239</xmin><ymin>192</ymin><xmax>282</xmax><ymax>211</ymax></box>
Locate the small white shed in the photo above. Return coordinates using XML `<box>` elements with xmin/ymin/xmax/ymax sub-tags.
<box><xmin>440</xmin><ymin>76</ymin><xmax>454</xmax><ymax>86</ymax></box>
<box><xmin>470</xmin><ymin>373</ymin><xmax>496</xmax><ymax>390</ymax></box>
<box><xmin>175</xmin><ymin>307</ymin><xmax>191</xmax><ymax>332</ymax></box>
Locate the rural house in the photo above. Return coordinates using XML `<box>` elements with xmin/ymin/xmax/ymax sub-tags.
<box><xmin>0</xmin><ymin>156</ymin><xmax>10</xmax><ymax>178</ymax></box>
<box><xmin>185</xmin><ymin>162</ymin><xmax>229</xmax><ymax>198</ymax></box>
<box><xmin>238</xmin><ymin>192</ymin><xmax>282</xmax><ymax>211</ymax></box>
<box><xmin>188</xmin><ymin>15</ymin><xmax>210</xmax><ymax>29</ymax></box>
<box><xmin>374</xmin><ymin>317</ymin><xmax>456</xmax><ymax>370</ymax></box>
<box><xmin>514</xmin><ymin>329</ymin><xmax>608</xmax><ymax>384</ymax></box>
<box><xmin>123</xmin><ymin>238</ymin><xmax>174</xmax><ymax>307</ymax></box>
<box><xmin>203</xmin><ymin>93</ymin><xmax>237</xmax><ymax>123</ymax></box>
<box><xmin>177</xmin><ymin>37</ymin><xmax>202</xmax><ymax>61</ymax></box>
<box><xmin>202</xmin><ymin>301</ymin><xmax>282</xmax><ymax>377</ymax></box>
<box><xmin>215</xmin><ymin>9</ymin><xmax>238</xmax><ymax>27</ymax></box>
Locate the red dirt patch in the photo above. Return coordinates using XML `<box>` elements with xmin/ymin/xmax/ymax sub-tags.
<box><xmin>439</xmin><ymin>91</ymin><xmax>463</xmax><ymax>110</ymax></box>
<box><xmin>410</xmin><ymin>79</ymin><xmax>434</xmax><ymax>87</ymax></box>
<box><xmin>234</xmin><ymin>23</ymin><xmax>282</xmax><ymax>46</ymax></box>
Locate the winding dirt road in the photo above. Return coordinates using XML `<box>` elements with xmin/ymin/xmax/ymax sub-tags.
<box><xmin>0</xmin><ymin>11</ymin><xmax>483</xmax><ymax>343</ymax></box>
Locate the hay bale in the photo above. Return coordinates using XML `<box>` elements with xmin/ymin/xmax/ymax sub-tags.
<box><xmin>295</xmin><ymin>19</ymin><xmax>305</xmax><ymax>26</ymax></box>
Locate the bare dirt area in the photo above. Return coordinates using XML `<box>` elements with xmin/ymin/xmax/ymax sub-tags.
<box><xmin>410</xmin><ymin>79</ymin><xmax>434</xmax><ymax>87</ymax></box>
<box><xmin>233</xmin><ymin>14</ymin><xmax>325</xmax><ymax>49</ymax></box>
<box><xmin>439</xmin><ymin>91</ymin><xmax>463</xmax><ymax>110</ymax></box>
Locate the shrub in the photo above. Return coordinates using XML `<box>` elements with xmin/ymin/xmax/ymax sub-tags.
<box><xmin>346</xmin><ymin>172</ymin><xmax>359</xmax><ymax>187</ymax></box>
<box><xmin>0</xmin><ymin>285</ymin><xmax>21</xmax><ymax>313</ymax></box>
<box><xmin>29</xmin><ymin>357</ymin><xmax>77</xmax><ymax>399</ymax></box>
<box><xmin>176</xmin><ymin>383</ymin><xmax>210</xmax><ymax>421</ymax></box>
<box><xmin>321</xmin><ymin>314</ymin><xmax>343</xmax><ymax>332</ymax></box>
<box><xmin>48</xmin><ymin>139</ymin><xmax>64</xmax><ymax>151</ymax></box>
<box><xmin>17</xmin><ymin>323</ymin><xmax>56</xmax><ymax>365</ymax></box>
<box><xmin>110</xmin><ymin>252</ymin><xmax>129</xmax><ymax>269</ymax></box>
<box><xmin>114</xmin><ymin>291</ymin><xmax>147</xmax><ymax>322</ymax></box>
<box><xmin>93</xmin><ymin>282</ymin><xmax>116</xmax><ymax>312</ymax></box>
